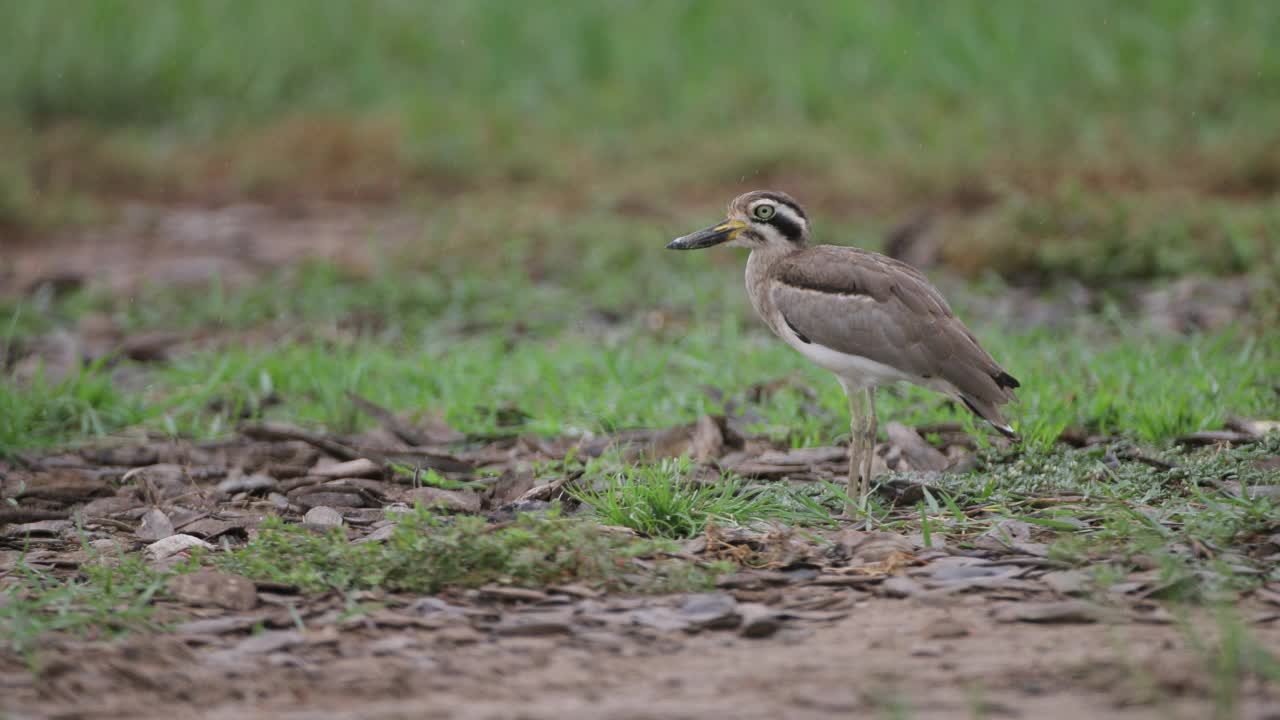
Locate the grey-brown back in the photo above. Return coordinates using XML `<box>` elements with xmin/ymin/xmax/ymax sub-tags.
<box><xmin>761</xmin><ymin>245</ymin><xmax>1020</xmax><ymax>432</ymax></box>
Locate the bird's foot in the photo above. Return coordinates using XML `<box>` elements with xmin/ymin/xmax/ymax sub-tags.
<box><xmin>837</xmin><ymin>504</ymin><xmax>876</xmax><ymax>530</ymax></box>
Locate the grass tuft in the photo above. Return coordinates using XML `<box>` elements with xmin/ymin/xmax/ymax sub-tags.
<box><xmin>571</xmin><ymin>457</ymin><xmax>834</xmax><ymax>539</ymax></box>
<box><xmin>1</xmin><ymin>550</ymin><xmax>173</xmax><ymax>655</ymax></box>
<box><xmin>215</xmin><ymin>506</ymin><xmax>724</xmax><ymax>594</ymax></box>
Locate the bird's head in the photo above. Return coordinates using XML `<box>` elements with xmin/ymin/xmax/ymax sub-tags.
<box><xmin>667</xmin><ymin>190</ymin><xmax>810</xmax><ymax>252</ymax></box>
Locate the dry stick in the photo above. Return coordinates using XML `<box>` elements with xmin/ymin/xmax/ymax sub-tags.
<box><xmin>344</xmin><ymin>392</ymin><xmax>428</xmax><ymax>447</ymax></box>
<box><xmin>1115</xmin><ymin>447</ymin><xmax>1179</xmax><ymax>471</ymax></box>
<box><xmin>0</xmin><ymin>509</ymin><xmax>71</xmax><ymax>524</ymax></box>
<box><xmin>240</xmin><ymin>422</ymin><xmax>366</xmax><ymax>462</ymax></box>
<box><xmin>357</xmin><ymin>447</ymin><xmax>474</xmax><ymax>474</ymax></box>
<box><xmin>239</xmin><ymin>422</ymin><xmax>474</xmax><ymax>480</ymax></box>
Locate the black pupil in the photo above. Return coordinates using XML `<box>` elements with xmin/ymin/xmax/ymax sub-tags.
<box><xmin>758</xmin><ymin>206</ymin><xmax>772</xmax><ymax>218</ymax></box>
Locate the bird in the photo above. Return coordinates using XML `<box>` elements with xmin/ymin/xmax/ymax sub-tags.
<box><xmin>667</xmin><ymin>190</ymin><xmax>1020</xmax><ymax>517</ymax></box>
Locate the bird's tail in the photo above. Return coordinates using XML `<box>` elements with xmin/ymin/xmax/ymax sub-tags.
<box><xmin>958</xmin><ymin>394</ymin><xmax>1019</xmax><ymax>441</ymax></box>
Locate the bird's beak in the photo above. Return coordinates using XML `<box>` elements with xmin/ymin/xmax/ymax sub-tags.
<box><xmin>666</xmin><ymin>219</ymin><xmax>747</xmax><ymax>250</ymax></box>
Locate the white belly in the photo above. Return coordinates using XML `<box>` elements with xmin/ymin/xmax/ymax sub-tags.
<box><xmin>772</xmin><ymin>311</ymin><xmax>919</xmax><ymax>391</ymax></box>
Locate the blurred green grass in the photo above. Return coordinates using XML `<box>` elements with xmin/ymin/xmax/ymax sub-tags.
<box><xmin>2</xmin><ymin>0</ymin><xmax>1277</xmax><ymax>454</ymax></box>
<box><xmin>4</xmin><ymin>265</ymin><xmax>1277</xmax><ymax>456</ymax></box>
<box><xmin>3</xmin><ymin>1</ymin><xmax>1278</xmax><ymax>282</ymax></box>
<box><xmin>2</xmin><ymin>1</ymin><xmax>1278</xmax><ymax>193</ymax></box>
<box><xmin>4</xmin><ymin>1</ymin><xmax>1277</xmax><ymax>145</ymax></box>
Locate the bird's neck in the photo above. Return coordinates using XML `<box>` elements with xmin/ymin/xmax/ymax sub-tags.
<box><xmin>745</xmin><ymin>242</ymin><xmax>801</xmax><ymax>324</ymax></box>
<box><xmin>748</xmin><ymin>240</ymin><xmax>805</xmax><ymax>266</ymax></box>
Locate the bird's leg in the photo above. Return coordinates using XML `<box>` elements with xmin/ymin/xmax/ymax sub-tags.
<box><xmin>845</xmin><ymin>385</ymin><xmax>869</xmax><ymax>517</ymax></box>
<box><xmin>861</xmin><ymin>387</ymin><xmax>877</xmax><ymax>503</ymax></box>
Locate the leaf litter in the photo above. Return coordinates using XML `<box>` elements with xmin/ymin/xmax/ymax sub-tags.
<box><xmin>1</xmin><ymin>383</ymin><xmax>1278</xmax><ymax>717</ymax></box>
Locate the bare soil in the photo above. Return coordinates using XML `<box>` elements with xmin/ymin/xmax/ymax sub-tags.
<box><xmin>3</xmin><ymin>204</ymin><xmax>421</xmax><ymax>297</ymax></box>
<box><xmin>2</xmin><ymin>202</ymin><xmax>1259</xmax><ymax>338</ymax></box>
<box><xmin>5</xmin><ymin>589</ymin><xmax>1279</xmax><ymax>719</ymax></box>
<box><xmin>4</xmin><ymin>421</ymin><xmax>1279</xmax><ymax>720</ymax></box>
<box><xmin>3</xmin><ymin>206</ymin><xmax>1277</xmax><ymax>719</ymax></box>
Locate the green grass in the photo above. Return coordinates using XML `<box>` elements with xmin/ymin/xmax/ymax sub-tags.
<box><xmin>884</xmin><ymin>438</ymin><xmax>1280</xmax><ymax>598</ymax></box>
<box><xmin>944</xmin><ymin>191</ymin><xmax>1280</xmax><ymax>282</ymax></box>
<box><xmin>571</xmin><ymin>456</ymin><xmax>834</xmax><ymax>538</ymax></box>
<box><xmin>4</xmin><ymin>0</ymin><xmax>1280</xmax><ymax>687</ymax></box>
<box><xmin>3</xmin><ymin>1</ymin><xmax>1280</xmax><ymax>235</ymax></box>
<box><xmin>214</xmin><ymin>506</ymin><xmax>721</xmax><ymax>594</ymax></box>
<box><xmin>1</xmin><ymin>550</ymin><xmax>175</xmax><ymax>655</ymax></box>
<box><xmin>0</xmin><ymin>508</ymin><xmax>725</xmax><ymax>653</ymax></box>
<box><xmin>2</xmin><ymin>288</ymin><xmax>1275</xmax><ymax>457</ymax></box>
<box><xmin>1184</xmin><ymin>608</ymin><xmax>1280</xmax><ymax>720</ymax></box>
<box><xmin>3</xmin><ymin>1</ymin><xmax>1276</xmax><ymax>156</ymax></box>
<box><xmin>0</xmin><ymin>356</ymin><xmax>149</xmax><ymax>455</ymax></box>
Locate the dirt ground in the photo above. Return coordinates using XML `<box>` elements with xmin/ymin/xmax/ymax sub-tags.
<box><xmin>3</xmin><ymin>205</ymin><xmax>1278</xmax><ymax>720</ymax></box>
<box><xmin>4</xmin><ymin>422</ymin><xmax>1279</xmax><ymax>720</ymax></box>
<box><xmin>6</xmin><ymin>591</ymin><xmax>1280</xmax><ymax>720</ymax></box>
<box><xmin>3</xmin><ymin>203</ymin><xmax>417</xmax><ymax>297</ymax></box>
<box><xmin>3</xmin><ymin>201</ymin><xmax>1260</xmax><ymax>336</ymax></box>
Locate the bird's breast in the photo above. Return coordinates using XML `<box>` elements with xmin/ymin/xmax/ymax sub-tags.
<box><xmin>744</xmin><ymin>251</ymin><xmax>782</xmax><ymax>334</ymax></box>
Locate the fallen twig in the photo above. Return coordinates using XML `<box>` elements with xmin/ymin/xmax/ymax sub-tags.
<box><xmin>0</xmin><ymin>509</ymin><xmax>71</xmax><ymax>525</ymax></box>
<box><xmin>345</xmin><ymin>392</ymin><xmax>428</xmax><ymax>446</ymax></box>
<box><xmin>240</xmin><ymin>422</ymin><xmax>366</xmax><ymax>462</ymax></box>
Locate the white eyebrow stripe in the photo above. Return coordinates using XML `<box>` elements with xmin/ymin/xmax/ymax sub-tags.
<box><xmin>770</xmin><ymin>203</ymin><xmax>805</xmax><ymax>228</ymax></box>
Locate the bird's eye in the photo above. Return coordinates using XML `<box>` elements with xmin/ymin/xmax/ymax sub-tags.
<box><xmin>753</xmin><ymin>204</ymin><xmax>776</xmax><ymax>220</ymax></box>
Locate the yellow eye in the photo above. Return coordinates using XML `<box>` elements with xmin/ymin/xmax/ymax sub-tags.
<box><xmin>753</xmin><ymin>204</ymin><xmax>775</xmax><ymax>220</ymax></box>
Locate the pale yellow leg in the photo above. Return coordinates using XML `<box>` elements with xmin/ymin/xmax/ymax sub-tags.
<box><xmin>861</xmin><ymin>387</ymin><xmax>877</xmax><ymax>503</ymax></box>
<box><xmin>843</xmin><ymin>386</ymin><xmax>864</xmax><ymax>515</ymax></box>
<box><xmin>844</xmin><ymin>385</ymin><xmax>878</xmax><ymax>524</ymax></box>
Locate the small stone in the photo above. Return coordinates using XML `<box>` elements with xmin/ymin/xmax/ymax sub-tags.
<box><xmin>924</xmin><ymin>617</ymin><xmax>970</xmax><ymax>639</ymax></box>
<box><xmin>293</xmin><ymin>492</ymin><xmax>366</xmax><ymax>509</ymax></box>
<box><xmin>122</xmin><ymin>464</ymin><xmax>192</xmax><ymax>501</ymax></box>
<box><xmin>835</xmin><ymin>529</ymin><xmax>915</xmax><ymax>564</ymax></box>
<box><xmin>1246</xmin><ymin>485</ymin><xmax>1280</xmax><ymax>500</ymax></box>
<box><xmin>1041</xmin><ymin>569</ymin><xmax>1091</xmax><ymax>596</ymax></box>
<box><xmin>434</xmin><ymin>625</ymin><xmax>483</xmax><ymax>645</ymax></box>
<box><xmin>629</xmin><ymin>607</ymin><xmax>690</xmax><ymax>633</ymax></box>
<box><xmin>166</xmin><ymin>571</ymin><xmax>258</xmax><ymax>611</ymax></box>
<box><xmin>922</xmin><ymin>558</ymin><xmax>1008</xmax><ymax>582</ymax></box>
<box><xmin>217</xmin><ymin>474</ymin><xmax>278</xmax><ymax>494</ymax></box>
<box><xmin>678</xmin><ymin>593</ymin><xmax>740</xmax><ymax>630</ymax></box>
<box><xmin>737</xmin><ymin>603</ymin><xmax>782</xmax><ymax>638</ymax></box>
<box><xmin>355</xmin><ymin>524</ymin><xmax>397</xmax><ymax>544</ymax></box>
<box><xmin>136</xmin><ymin>508</ymin><xmax>175</xmax><ymax>541</ymax></box>
<box><xmin>81</xmin><ymin>494</ymin><xmax>143</xmax><ymax>517</ymax></box>
<box><xmin>208</xmin><ymin>630</ymin><xmax>305</xmax><ymax>665</ymax></box>
<box><xmin>494</xmin><ymin>618</ymin><xmax>574</xmax><ymax>637</ymax></box>
<box><xmin>179</xmin><ymin>518</ymin><xmax>243</xmax><ymax>541</ymax></box>
<box><xmin>993</xmin><ymin>600</ymin><xmax>1108</xmax><ymax>624</ymax></box>
<box><xmin>4</xmin><ymin>519</ymin><xmax>73</xmax><ymax>538</ymax></box>
<box><xmin>268</xmin><ymin>492</ymin><xmax>291</xmax><ymax>511</ymax></box>
<box><xmin>144</xmin><ymin>533</ymin><xmax>213</xmax><ymax>561</ymax></box>
<box><xmin>478</xmin><ymin>585</ymin><xmax>549</xmax><ymax>603</ymax></box>
<box><xmin>368</xmin><ymin>636</ymin><xmax>419</xmax><ymax>656</ymax></box>
<box><xmin>303</xmin><ymin>506</ymin><xmax>344</xmax><ymax>527</ymax></box>
<box><xmin>311</xmin><ymin>458</ymin><xmax>382</xmax><ymax>479</ymax></box>
<box><xmin>403</xmin><ymin>487</ymin><xmax>482</xmax><ymax>513</ymax></box>
<box><xmin>881</xmin><ymin>576</ymin><xmax>924</xmax><ymax>598</ymax></box>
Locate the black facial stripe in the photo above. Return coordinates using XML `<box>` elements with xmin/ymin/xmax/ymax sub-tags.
<box><xmin>757</xmin><ymin>194</ymin><xmax>807</xmax><ymax>222</ymax></box>
<box><xmin>769</xmin><ymin>212</ymin><xmax>804</xmax><ymax>242</ymax></box>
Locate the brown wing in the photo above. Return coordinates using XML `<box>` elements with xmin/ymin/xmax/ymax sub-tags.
<box><xmin>770</xmin><ymin>245</ymin><xmax>1019</xmax><ymax>430</ymax></box>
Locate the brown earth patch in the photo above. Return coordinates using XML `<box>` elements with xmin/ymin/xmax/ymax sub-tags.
<box><xmin>4</xmin><ymin>596</ymin><xmax>1278</xmax><ymax>719</ymax></box>
<box><xmin>4</xmin><ymin>405</ymin><xmax>1280</xmax><ymax>719</ymax></box>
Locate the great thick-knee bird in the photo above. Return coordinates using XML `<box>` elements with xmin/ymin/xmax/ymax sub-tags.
<box><xmin>667</xmin><ymin>190</ymin><xmax>1020</xmax><ymax>515</ymax></box>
